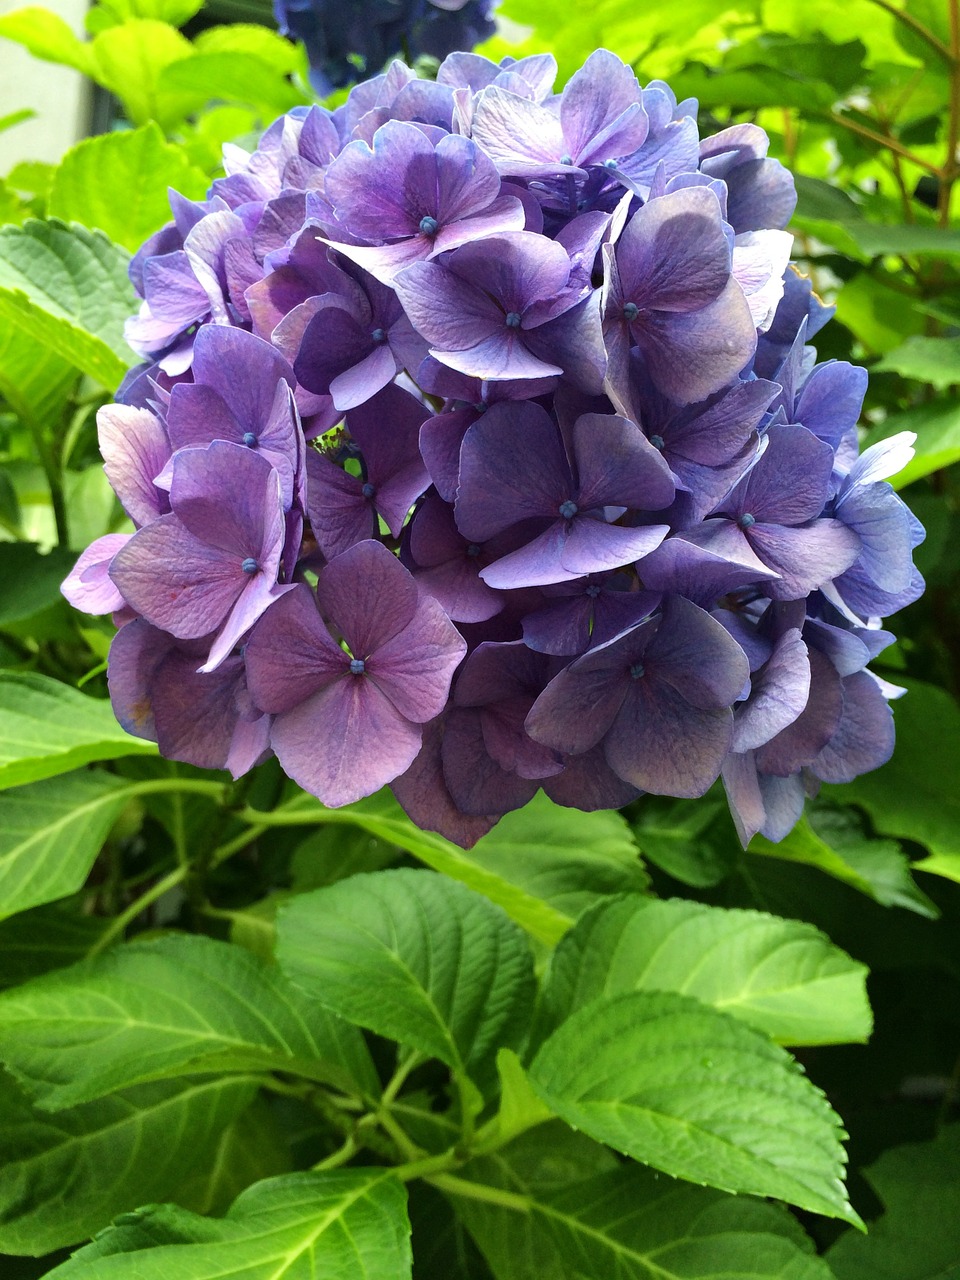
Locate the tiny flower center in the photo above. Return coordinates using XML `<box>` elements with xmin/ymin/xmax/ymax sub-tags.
<box><xmin>738</xmin><ymin>512</ymin><xmax>757</xmax><ymax>529</ymax></box>
<box><xmin>241</xmin><ymin>557</ymin><xmax>259</xmax><ymax>575</ymax></box>
<box><xmin>586</xmin><ymin>584</ymin><xmax>602</xmax><ymax>598</ymax></box>
<box><xmin>504</xmin><ymin>311</ymin><xmax>522</xmax><ymax>329</ymax></box>
<box><xmin>630</xmin><ymin>662</ymin><xmax>646</xmax><ymax>680</ymax></box>
<box><xmin>370</xmin><ymin>327</ymin><xmax>386</xmax><ymax>344</ymax></box>
<box><xmin>361</xmin><ymin>482</ymin><xmax>376</xmax><ymax>499</ymax></box>
<box><xmin>558</xmin><ymin>499</ymin><xmax>579</xmax><ymax>520</ymax></box>
<box><xmin>419</xmin><ymin>215</ymin><xmax>440</xmax><ymax>236</ymax></box>
<box><xmin>559</xmin><ymin>154</ymin><xmax>573</xmax><ymax>166</ymax></box>
<box><xmin>649</xmin><ymin>434</ymin><xmax>665</xmax><ymax>451</ymax></box>
<box><xmin>349</xmin><ymin>657</ymin><xmax>366</xmax><ymax>676</ymax></box>
<box><xmin>242</xmin><ymin>431</ymin><xmax>258</xmax><ymax>448</ymax></box>
<box><xmin>602</xmin><ymin>157</ymin><xmax>618</xmax><ymax>170</ymax></box>
<box><xmin>623</xmin><ymin>301</ymin><xmax>640</xmax><ymax>323</ymax></box>
<box><xmin>465</xmin><ymin>543</ymin><xmax>482</xmax><ymax>558</ymax></box>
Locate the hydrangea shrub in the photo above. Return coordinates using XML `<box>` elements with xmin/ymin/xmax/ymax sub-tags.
<box><xmin>63</xmin><ymin>47</ymin><xmax>924</xmax><ymax>851</ymax></box>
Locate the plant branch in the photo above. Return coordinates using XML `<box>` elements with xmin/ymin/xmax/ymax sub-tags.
<box><xmin>864</xmin><ymin>0</ymin><xmax>954</xmax><ymax>63</ymax></box>
<box><xmin>87</xmin><ymin>863</ymin><xmax>186</xmax><ymax>956</ymax></box>
<box><xmin>425</xmin><ymin>1173</ymin><xmax>531</xmax><ymax>1212</ymax></box>
<box><xmin>827</xmin><ymin>111</ymin><xmax>942</xmax><ymax>174</ymax></box>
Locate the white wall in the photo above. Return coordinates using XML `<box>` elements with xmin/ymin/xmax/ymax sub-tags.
<box><xmin>0</xmin><ymin>0</ymin><xmax>91</xmax><ymax>174</ymax></box>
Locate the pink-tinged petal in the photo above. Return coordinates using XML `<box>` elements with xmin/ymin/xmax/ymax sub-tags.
<box><xmin>525</xmin><ymin>651</ymin><xmax>632</xmax><ymax>756</ymax></box>
<box><xmin>109</xmin><ymin>515</ymin><xmax>246</xmax><ymax>640</ymax></box>
<box><xmin>62</xmin><ymin>535</ymin><xmax>130</xmax><ymax>615</ymax></box>
<box><xmin>442</xmin><ymin>706</ymin><xmax>539</xmax><ymax>816</ymax></box>
<box><xmin>394</xmin><ymin>259</ymin><xmax>503</xmax><ymax>350</ymax></box>
<box><xmin>369</xmin><ymin>592</ymin><xmax>466</xmax><ymax>723</ymax></box>
<box><xmin>649</xmin><ymin>595</ymin><xmax>750</xmax><ymax>710</ymax></box>
<box><xmin>317</xmin><ymin>539</ymin><xmax>420</xmax><ymax>657</ymax></box>
<box><xmin>414</xmin><ymin>555</ymin><xmax>503</xmax><ymax>623</ymax></box>
<box><xmin>420</xmin><ymin>407</ymin><xmax>477</xmax><ymax>503</ymax></box>
<box><xmin>811</xmin><ymin>670</ymin><xmax>894</xmax><ymax>783</ymax></box>
<box><xmin>733</xmin><ymin>628</ymin><xmax>811</xmax><ymax>752</ymax></box>
<box><xmin>151</xmin><ymin>651</ymin><xmax>263</xmax><ymax>773</ymax></box>
<box><xmin>722</xmin><ymin>751</ymin><xmax>766</xmax><ymax>847</ymax></box>
<box><xmin>272</xmin><ymin>675</ymin><xmax>423</xmax><ymax>807</ymax></box>
<box><xmin>329</xmin><ymin>341</ymin><xmax>399</xmax><ymax>410</ymax></box>
<box><xmin>456</xmin><ymin>401</ymin><xmax>571</xmax><ymax>540</ymax></box>
<box><xmin>573</xmin><ymin>414</ymin><xmax>675</xmax><ymax>511</ymax></box>
<box><xmin>107</xmin><ymin>618</ymin><xmax>174</xmax><ymax>742</ymax></box>
<box><xmin>617</xmin><ymin>187</ymin><xmax>730</xmax><ymax>311</ymax></box>
<box><xmin>636</xmin><ymin>279</ymin><xmax>758</xmax><ymax>404</ymax></box>
<box><xmin>559</xmin><ymin>518</ymin><xmax>669</xmax><ymax>577</ymax></box>
<box><xmin>304</xmin><ymin>452</ymin><xmax>376</xmax><ymax>560</ymax></box>
<box><xmin>604</xmin><ymin>678</ymin><xmax>733</xmax><ymax>797</ymax></box>
<box><xmin>749</xmin><ymin>520</ymin><xmax>861</xmax><ymax>599</ymax></box>
<box><xmin>470</xmin><ymin>86</ymin><xmax>569</xmax><ymax>177</ymax></box>
<box><xmin>322</xmin><ymin>235</ymin><xmax>437</xmax><ymax>287</ymax></box>
<box><xmin>97</xmin><ymin>405</ymin><xmax>171</xmax><ymax>527</ymax></box>
<box><xmin>755</xmin><ymin>647</ymin><xmax>842</xmax><ymax>776</ymax></box>
<box><xmin>224</xmin><ymin>711</ymin><xmax>271</xmax><ymax>779</ymax></box>
<box><xmin>392</xmin><ymin>715</ymin><xmax>498</xmax><ymax>848</ymax></box>
<box><xmin>244</xmin><ymin>583</ymin><xmax>347</xmax><ymax>714</ymax></box>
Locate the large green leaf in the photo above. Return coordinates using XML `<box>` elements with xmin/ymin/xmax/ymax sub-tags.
<box><xmin>448</xmin><ymin>1127</ymin><xmax>832</xmax><ymax>1280</ymax></box>
<box><xmin>0</xmin><ymin>673</ymin><xmax>156</xmax><ymax>790</ymax></box>
<box><xmin>177</xmin><ymin>1099</ymin><xmax>292</xmax><ymax>1218</ymax></box>
<box><xmin>0</xmin><ymin>1071</ymin><xmax>257</xmax><ymax>1255</ymax></box>
<box><xmin>536</xmin><ymin>896</ymin><xmax>871</xmax><ymax>1047</ymax></box>
<box><xmin>0</xmin><ymin>6</ymin><xmax>93</xmax><ymax>73</ymax></box>
<box><xmin>827</xmin><ymin>1126</ymin><xmax>960</xmax><ymax>1280</ymax></box>
<box><xmin>0</xmin><ymin>220</ymin><xmax>136</xmax><ymax>388</ymax></box>
<box><xmin>45</xmin><ymin>1171</ymin><xmax>411</xmax><ymax>1280</ymax></box>
<box><xmin>87</xmin><ymin>22</ymin><xmax>195</xmax><ymax>129</ymax></box>
<box><xmin>48</xmin><ymin>123</ymin><xmax>207</xmax><ymax>253</ymax></box>
<box><xmin>0</xmin><ymin>771</ymin><xmax>134</xmax><ymax>921</ymax></box>
<box><xmin>0</xmin><ymin>322</ymin><xmax>76</xmax><ymax>429</ymax></box>
<box><xmin>876</xmin><ymin>335</ymin><xmax>960</xmax><ymax>390</ymax></box>
<box><xmin>0</xmin><ymin>545</ymin><xmax>78</xmax><ymax>625</ymax></box>
<box><xmin>0</xmin><ymin>933</ymin><xmax>379</xmax><ymax>1109</ymax></box>
<box><xmin>0</xmin><ymin>906</ymin><xmax>108</xmax><ymax>990</ymax></box>
<box><xmin>826</xmin><ymin>679</ymin><xmax>960</xmax><ymax>872</ymax></box>
<box><xmin>157</xmin><ymin>51</ymin><xmax>310</xmax><ymax>117</ymax></box>
<box><xmin>276</xmin><ymin>869</ymin><xmax>536</xmax><ymax>1089</ymax></box>
<box><xmin>528</xmin><ymin>990</ymin><xmax>860</xmax><ymax>1224</ymax></box>
<box><xmin>274</xmin><ymin>788</ymin><xmax>646</xmax><ymax>945</ymax></box>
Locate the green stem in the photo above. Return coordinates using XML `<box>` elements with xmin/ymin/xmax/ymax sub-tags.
<box><xmin>122</xmin><ymin>777</ymin><xmax>230</xmax><ymax>802</ymax></box>
<box><xmin>394</xmin><ymin>1151</ymin><xmax>461</xmax><ymax>1183</ymax></box>
<box><xmin>827</xmin><ymin>111</ymin><xmax>942</xmax><ymax>174</ymax></box>
<box><xmin>864</xmin><ymin>0</ymin><xmax>954</xmax><ymax>63</ymax></box>
<box><xmin>313</xmin><ymin>1135</ymin><xmax>359</xmax><ymax>1171</ymax></box>
<box><xmin>87</xmin><ymin>863</ymin><xmax>186</xmax><ymax>956</ymax></box>
<box><xmin>425</xmin><ymin>1173</ymin><xmax>531</xmax><ymax>1212</ymax></box>
<box><xmin>26</xmin><ymin>416</ymin><xmax>68</xmax><ymax>547</ymax></box>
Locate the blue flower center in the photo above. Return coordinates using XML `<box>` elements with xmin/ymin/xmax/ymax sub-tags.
<box><xmin>602</xmin><ymin>157</ymin><xmax>619</xmax><ymax>170</ymax></box>
<box><xmin>559</xmin><ymin>154</ymin><xmax>573</xmax><ymax>166</ymax></box>
<box><xmin>558</xmin><ymin>499</ymin><xmax>579</xmax><ymax>520</ymax></box>
<box><xmin>241</xmin><ymin>557</ymin><xmax>259</xmax><ymax>575</ymax></box>
<box><xmin>370</xmin><ymin>327</ymin><xmax>386</xmax><ymax>344</ymax></box>
<box><xmin>649</xmin><ymin>434</ymin><xmax>665</xmax><ymax>451</ymax></box>
<box><xmin>242</xmin><ymin>432</ymin><xmax>258</xmax><ymax>448</ymax></box>
<box><xmin>586</xmin><ymin>584</ymin><xmax>602</xmax><ymax>598</ymax></box>
<box><xmin>465</xmin><ymin>543</ymin><xmax>481</xmax><ymax>558</ymax></box>
<box><xmin>630</xmin><ymin>662</ymin><xmax>646</xmax><ymax>680</ymax></box>
<box><xmin>738</xmin><ymin>512</ymin><xmax>757</xmax><ymax>529</ymax></box>
<box><xmin>505</xmin><ymin>311</ymin><xmax>522</xmax><ymax>329</ymax></box>
<box><xmin>623</xmin><ymin>302</ymin><xmax>639</xmax><ymax>323</ymax></box>
<box><xmin>349</xmin><ymin>658</ymin><xmax>366</xmax><ymax>676</ymax></box>
<box><xmin>361</xmin><ymin>482</ymin><xmax>376</xmax><ymax>499</ymax></box>
<box><xmin>419</xmin><ymin>215</ymin><xmax>439</xmax><ymax>236</ymax></box>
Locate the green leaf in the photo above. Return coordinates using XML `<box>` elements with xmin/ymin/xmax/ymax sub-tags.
<box><xmin>449</xmin><ymin>1127</ymin><xmax>833</xmax><ymax>1280</ymax></box>
<box><xmin>876</xmin><ymin>335</ymin><xmax>960</xmax><ymax>389</ymax></box>
<box><xmin>0</xmin><ymin>1071</ymin><xmax>257</xmax><ymax>1255</ymax></box>
<box><xmin>276</xmin><ymin>787</ymin><xmax>645</xmax><ymax>945</ymax></box>
<box><xmin>46</xmin><ymin>1170</ymin><xmax>411</xmax><ymax>1280</ymax></box>
<box><xmin>0</xmin><ymin>319</ymin><xmax>77</xmax><ymax>429</ymax></box>
<box><xmin>749</xmin><ymin>807</ymin><xmax>936</xmax><ymax>916</ymax></box>
<box><xmin>0</xmin><ymin>771</ymin><xmax>134</xmax><ymax>921</ymax></box>
<box><xmin>276</xmin><ymin>869</ymin><xmax>536</xmax><ymax>1088</ymax></box>
<box><xmin>0</xmin><ymin>7</ymin><xmax>93</xmax><ymax>73</ymax></box>
<box><xmin>88</xmin><ymin>22</ymin><xmax>195</xmax><ymax>128</ymax></box>
<box><xmin>528</xmin><ymin>990</ymin><xmax>860</xmax><ymax>1225</ymax></box>
<box><xmin>177</xmin><ymin>1098</ymin><xmax>293</xmax><ymax>1218</ymax></box>
<box><xmin>863</xmin><ymin>398</ymin><xmax>960</xmax><ymax>487</ymax></box>
<box><xmin>0</xmin><ymin>673</ymin><xmax>156</xmax><ymax>790</ymax></box>
<box><xmin>48</xmin><ymin>124</ymin><xmax>207</xmax><ymax>253</ymax></box>
<box><xmin>193</xmin><ymin>23</ymin><xmax>306</xmax><ymax>74</ymax></box>
<box><xmin>829</xmin><ymin>679</ymin><xmax>960</xmax><ymax>874</ymax></box>
<box><xmin>0</xmin><ymin>906</ymin><xmax>109</xmax><ymax>990</ymax></box>
<box><xmin>156</xmin><ymin>51</ymin><xmax>310</xmax><ymax>118</ymax></box>
<box><xmin>0</xmin><ymin>108</ymin><xmax>35</xmax><ymax>134</ymax></box>
<box><xmin>0</xmin><ymin>545</ymin><xmax>77</xmax><ymax>624</ymax></box>
<box><xmin>0</xmin><ymin>220</ymin><xmax>136</xmax><ymax>388</ymax></box>
<box><xmin>827</xmin><ymin>1126</ymin><xmax>960</xmax><ymax>1280</ymax></box>
<box><xmin>95</xmin><ymin>0</ymin><xmax>204</xmax><ymax>28</ymax></box>
<box><xmin>631</xmin><ymin>795</ymin><xmax>735</xmax><ymax>887</ymax></box>
<box><xmin>536</xmin><ymin>896</ymin><xmax>871</xmax><ymax>1047</ymax></box>
<box><xmin>0</xmin><ymin>933</ymin><xmax>379</xmax><ymax>1109</ymax></box>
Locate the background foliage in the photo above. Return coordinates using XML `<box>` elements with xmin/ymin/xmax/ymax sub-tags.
<box><xmin>0</xmin><ymin>0</ymin><xmax>958</xmax><ymax>1275</ymax></box>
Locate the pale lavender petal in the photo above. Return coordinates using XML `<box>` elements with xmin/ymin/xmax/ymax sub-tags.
<box><xmin>755</xmin><ymin>647</ymin><xmax>842</xmax><ymax>776</ymax></box>
<box><xmin>394</xmin><ymin>259</ymin><xmax>503</xmax><ymax>349</ymax></box>
<box><xmin>750</xmin><ymin>520</ymin><xmax>861</xmax><ymax>599</ymax></box>
<box><xmin>722</xmin><ymin>751</ymin><xmax>766</xmax><ymax>847</ymax></box>
<box><xmin>733</xmin><ymin>627</ymin><xmax>811</xmax><ymax>752</ymax></box>
<box><xmin>811</xmin><ymin>670</ymin><xmax>894</xmax><ymax>783</ymax></box>
<box><xmin>559</xmin><ymin>518</ymin><xmax>669</xmax><ymax>578</ymax></box>
<box><xmin>470</xmin><ymin>86</ymin><xmax>569</xmax><ymax>177</ymax></box>
<box><xmin>62</xmin><ymin>535</ymin><xmax>130</xmax><ymax>615</ymax></box>
<box><xmin>97</xmin><ymin>405</ymin><xmax>172</xmax><ymax>527</ymax></box>
<box><xmin>317</xmin><ymin>538</ymin><xmax>419</xmax><ymax>657</ymax></box>
<box><xmin>329</xmin><ymin>341</ymin><xmax>399</xmax><ymax>409</ymax></box>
